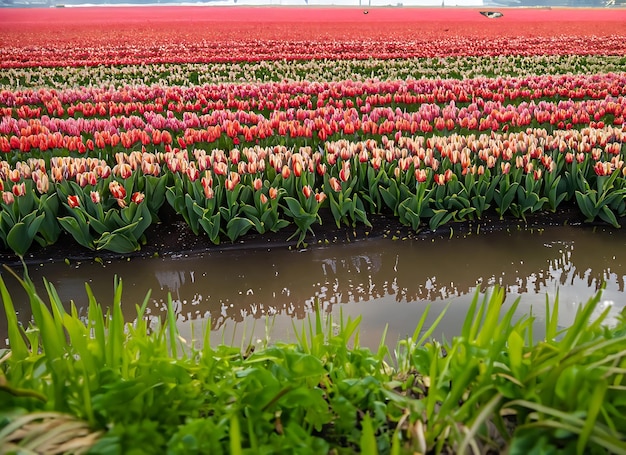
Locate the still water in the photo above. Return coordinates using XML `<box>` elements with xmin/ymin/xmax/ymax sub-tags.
<box><xmin>1</xmin><ymin>225</ymin><xmax>625</xmax><ymax>350</ymax></box>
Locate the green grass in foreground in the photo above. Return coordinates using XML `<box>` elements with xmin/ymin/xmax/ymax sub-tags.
<box><xmin>1</xmin><ymin>269</ymin><xmax>626</xmax><ymax>454</ymax></box>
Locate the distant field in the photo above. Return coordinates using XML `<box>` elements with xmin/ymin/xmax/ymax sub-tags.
<box><xmin>1</xmin><ymin>7</ymin><xmax>625</xmax><ymax>67</ymax></box>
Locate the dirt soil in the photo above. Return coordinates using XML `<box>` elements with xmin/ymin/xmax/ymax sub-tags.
<box><xmin>0</xmin><ymin>204</ymin><xmax>589</xmax><ymax>269</ymax></box>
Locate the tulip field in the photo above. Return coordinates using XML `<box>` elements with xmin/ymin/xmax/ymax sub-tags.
<box><xmin>2</xmin><ymin>5</ymin><xmax>626</xmax><ymax>454</ymax></box>
<box><xmin>0</xmin><ymin>7</ymin><xmax>626</xmax><ymax>259</ymax></box>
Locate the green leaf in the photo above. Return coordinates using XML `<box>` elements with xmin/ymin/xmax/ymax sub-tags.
<box><xmin>7</xmin><ymin>215</ymin><xmax>44</xmax><ymax>258</ymax></box>
<box><xmin>58</xmin><ymin>215</ymin><xmax>95</xmax><ymax>250</ymax></box>
<box><xmin>226</xmin><ymin>217</ymin><xmax>255</xmax><ymax>242</ymax></box>
<box><xmin>96</xmin><ymin>233</ymin><xmax>139</xmax><ymax>254</ymax></box>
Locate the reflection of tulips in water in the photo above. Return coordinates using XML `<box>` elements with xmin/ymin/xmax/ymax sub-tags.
<box><xmin>128</xmin><ymin>227</ymin><xmax>625</xmax><ymax>331</ymax></box>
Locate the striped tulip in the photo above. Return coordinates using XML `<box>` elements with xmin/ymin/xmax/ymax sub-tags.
<box><xmin>68</xmin><ymin>194</ymin><xmax>80</xmax><ymax>208</ymax></box>
<box><xmin>109</xmin><ymin>181</ymin><xmax>127</xmax><ymax>199</ymax></box>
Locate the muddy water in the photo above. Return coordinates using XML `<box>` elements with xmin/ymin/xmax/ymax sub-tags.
<box><xmin>1</xmin><ymin>225</ymin><xmax>625</xmax><ymax>350</ymax></box>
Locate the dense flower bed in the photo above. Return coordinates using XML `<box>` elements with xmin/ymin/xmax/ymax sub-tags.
<box><xmin>0</xmin><ymin>58</ymin><xmax>625</xmax><ymax>257</ymax></box>
<box><xmin>0</xmin><ymin>8</ymin><xmax>624</xmax><ymax>261</ymax></box>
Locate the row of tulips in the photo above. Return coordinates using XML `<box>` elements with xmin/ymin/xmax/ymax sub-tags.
<box><xmin>2</xmin><ymin>56</ymin><xmax>624</xmax><ymax>90</ymax></box>
<box><xmin>3</xmin><ymin>33</ymin><xmax>625</xmax><ymax>69</ymax></box>
<box><xmin>4</xmin><ymin>73</ymin><xmax>626</xmax><ymax>114</ymax></box>
<box><xmin>1</xmin><ymin>88</ymin><xmax>625</xmax><ymax>156</ymax></box>
<box><xmin>0</xmin><ymin>127</ymin><xmax>624</xmax><ymax>258</ymax></box>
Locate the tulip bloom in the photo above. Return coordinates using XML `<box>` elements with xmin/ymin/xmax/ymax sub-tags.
<box><xmin>253</xmin><ymin>178</ymin><xmax>263</xmax><ymax>191</ymax></box>
<box><xmin>90</xmin><ymin>191</ymin><xmax>101</xmax><ymax>204</ymax></box>
<box><xmin>415</xmin><ymin>168</ymin><xmax>428</xmax><ymax>183</ymax></box>
<box><xmin>2</xmin><ymin>191</ymin><xmax>14</xmax><ymax>205</ymax></box>
<box><xmin>339</xmin><ymin>166</ymin><xmax>350</xmax><ymax>182</ymax></box>
<box><xmin>131</xmin><ymin>192</ymin><xmax>145</xmax><ymax>204</ymax></box>
<box><xmin>12</xmin><ymin>183</ymin><xmax>26</xmax><ymax>197</ymax></box>
<box><xmin>109</xmin><ymin>181</ymin><xmax>127</xmax><ymax>199</ymax></box>
<box><xmin>328</xmin><ymin>176</ymin><xmax>342</xmax><ymax>192</ymax></box>
<box><xmin>68</xmin><ymin>195</ymin><xmax>80</xmax><ymax>208</ymax></box>
<box><xmin>269</xmin><ymin>187</ymin><xmax>278</xmax><ymax>199</ymax></box>
<box><xmin>315</xmin><ymin>192</ymin><xmax>327</xmax><ymax>204</ymax></box>
<box><xmin>225</xmin><ymin>172</ymin><xmax>240</xmax><ymax>191</ymax></box>
<box><xmin>302</xmin><ymin>185</ymin><xmax>313</xmax><ymax>199</ymax></box>
<box><xmin>33</xmin><ymin>170</ymin><xmax>49</xmax><ymax>194</ymax></box>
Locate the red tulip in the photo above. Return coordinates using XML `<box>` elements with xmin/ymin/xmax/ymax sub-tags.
<box><xmin>90</xmin><ymin>191</ymin><xmax>100</xmax><ymax>204</ymax></box>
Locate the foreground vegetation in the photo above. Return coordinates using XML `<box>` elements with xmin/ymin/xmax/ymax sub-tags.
<box><xmin>1</xmin><ymin>270</ymin><xmax>626</xmax><ymax>454</ymax></box>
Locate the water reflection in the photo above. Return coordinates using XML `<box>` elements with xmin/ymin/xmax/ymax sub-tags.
<box><xmin>1</xmin><ymin>225</ymin><xmax>625</xmax><ymax>350</ymax></box>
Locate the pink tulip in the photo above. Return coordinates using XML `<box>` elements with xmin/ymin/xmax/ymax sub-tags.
<box><xmin>2</xmin><ymin>191</ymin><xmax>14</xmax><ymax>205</ymax></box>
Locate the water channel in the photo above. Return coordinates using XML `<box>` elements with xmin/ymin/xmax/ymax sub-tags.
<box><xmin>1</xmin><ymin>224</ymin><xmax>625</xmax><ymax>351</ymax></box>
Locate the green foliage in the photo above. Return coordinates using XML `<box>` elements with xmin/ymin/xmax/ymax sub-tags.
<box><xmin>2</xmin><ymin>271</ymin><xmax>626</xmax><ymax>454</ymax></box>
<box><xmin>575</xmin><ymin>170</ymin><xmax>626</xmax><ymax>227</ymax></box>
